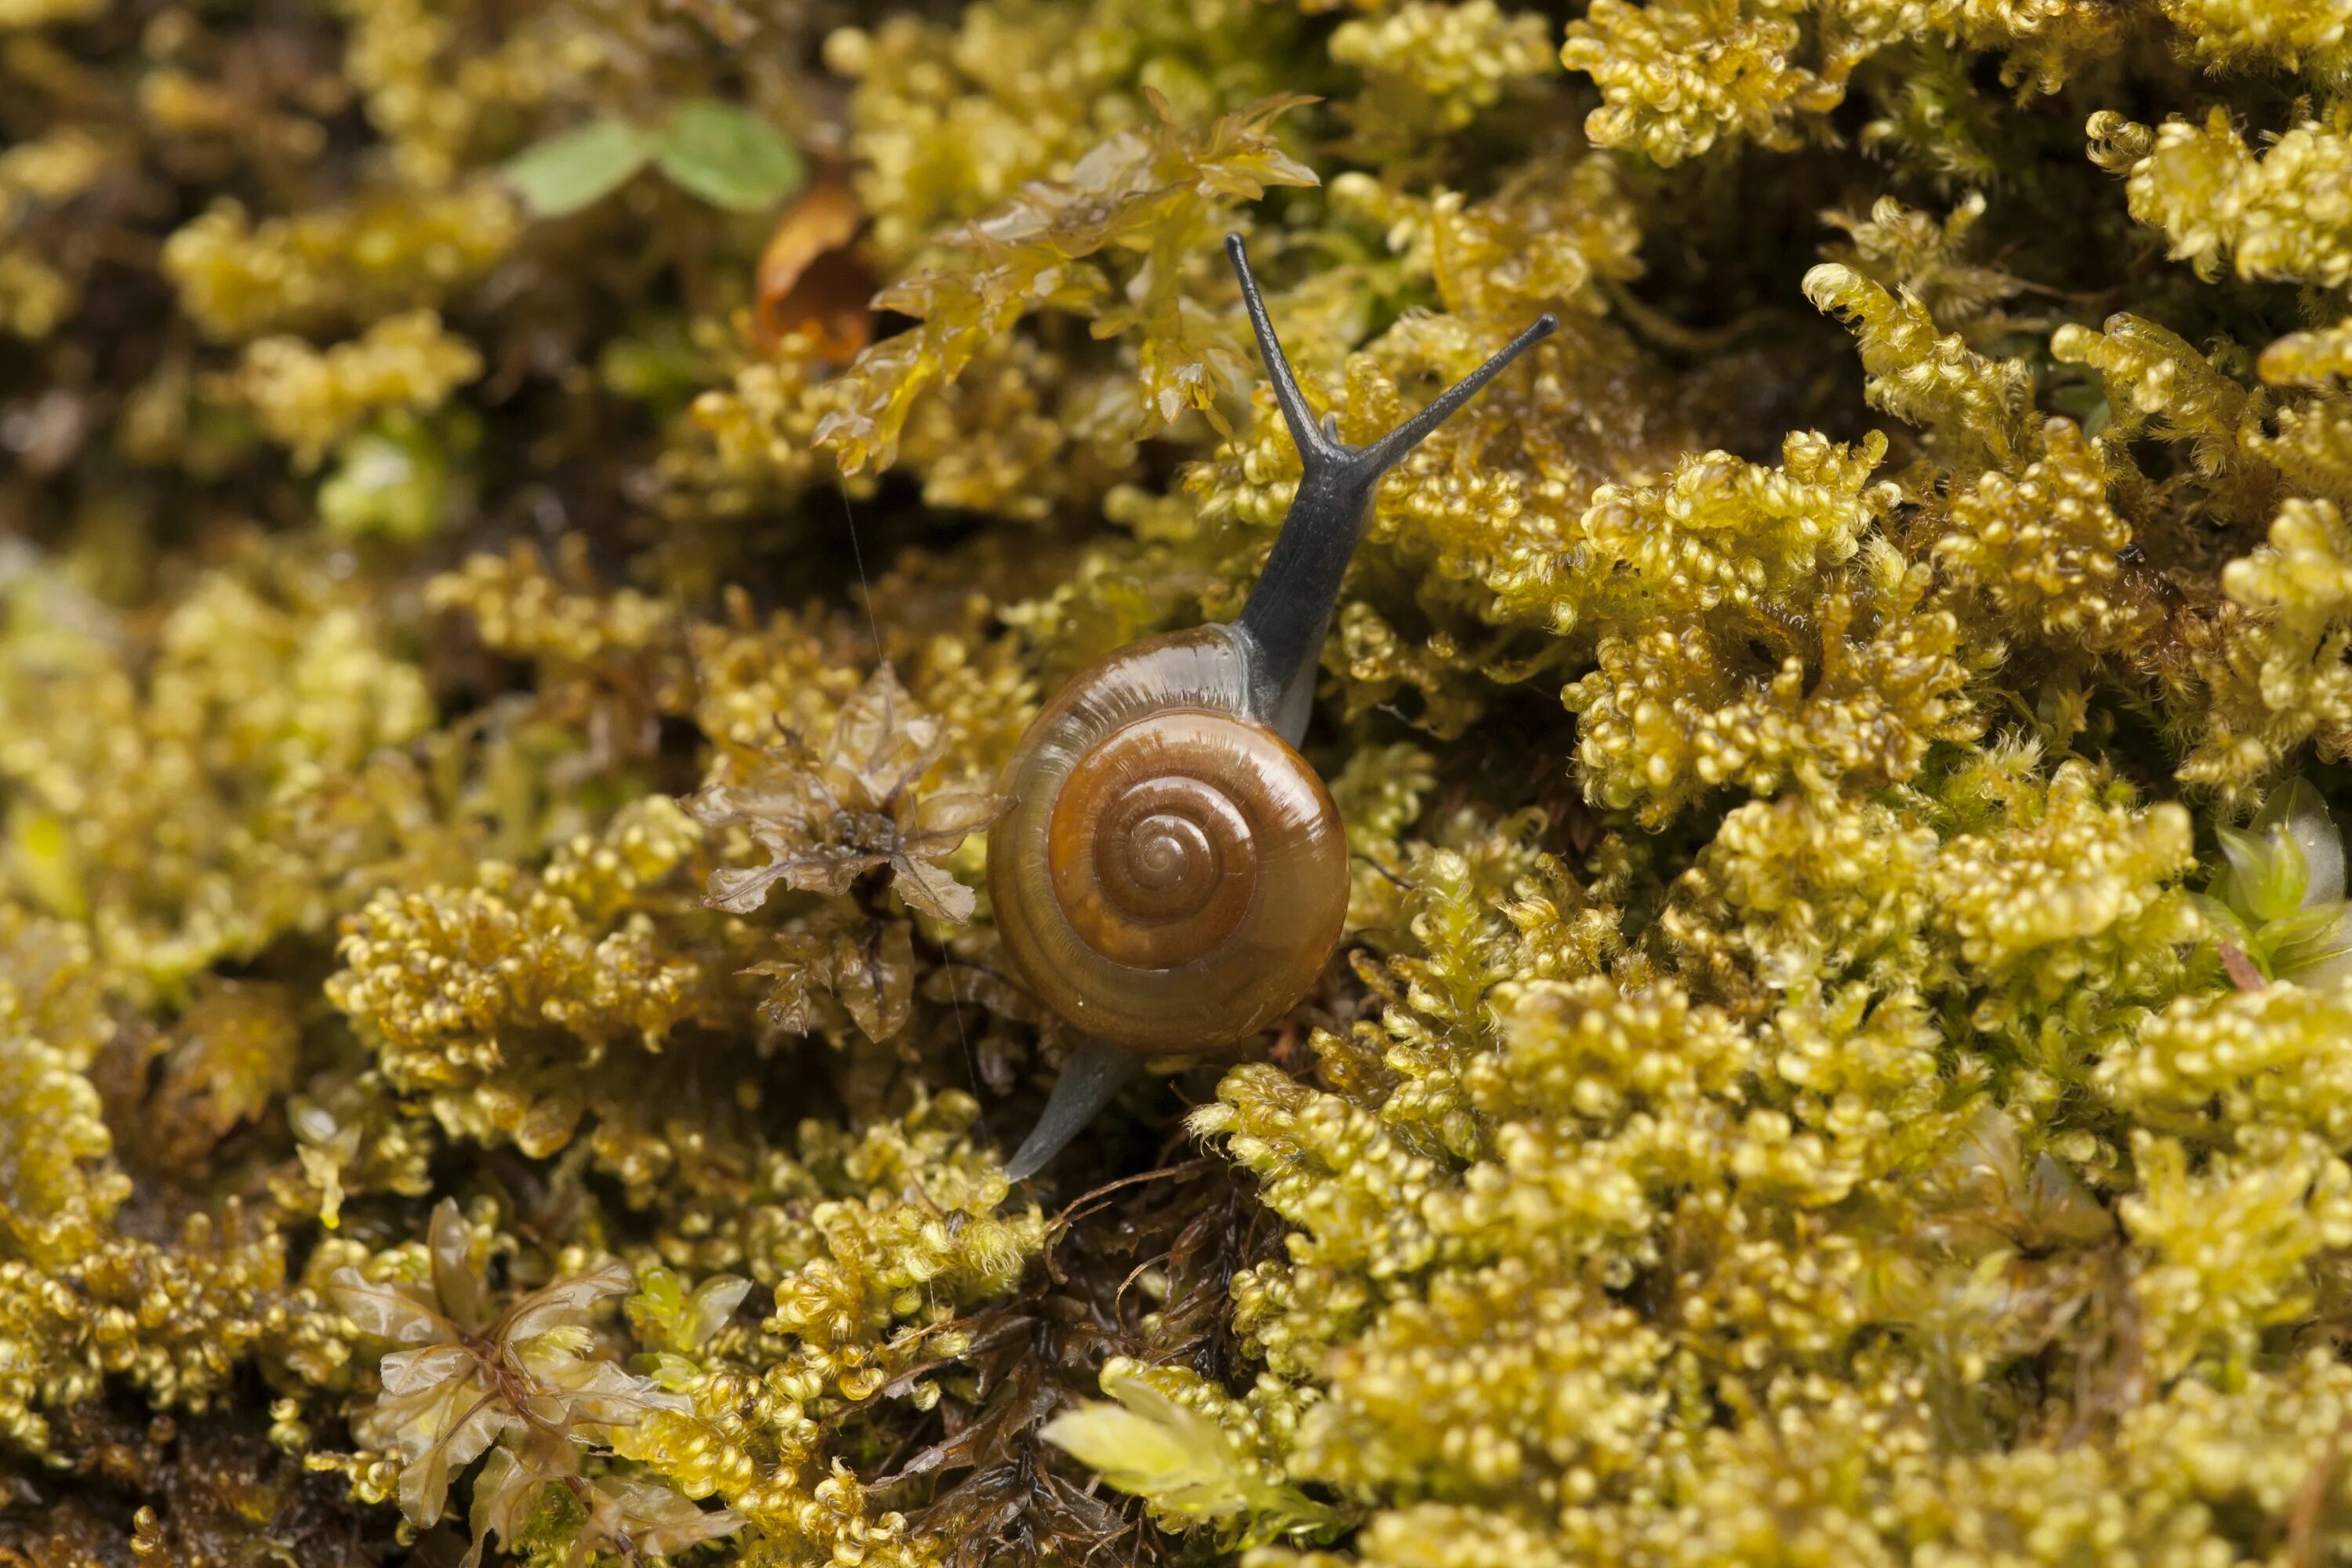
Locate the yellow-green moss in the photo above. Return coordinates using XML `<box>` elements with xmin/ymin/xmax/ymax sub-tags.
<box><xmin>14</xmin><ymin>1</ymin><xmax>2352</xmax><ymax>1565</ymax></box>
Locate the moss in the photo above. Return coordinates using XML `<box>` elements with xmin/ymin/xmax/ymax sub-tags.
<box><xmin>16</xmin><ymin>0</ymin><xmax>2352</xmax><ymax>1564</ymax></box>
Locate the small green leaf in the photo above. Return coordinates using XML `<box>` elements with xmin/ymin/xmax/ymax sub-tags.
<box><xmin>655</xmin><ymin>100</ymin><xmax>803</xmax><ymax>212</ymax></box>
<box><xmin>2267</xmin><ymin>902</ymin><xmax>2352</xmax><ymax>988</ymax></box>
<box><xmin>2216</xmin><ymin>823</ymin><xmax>2308</xmax><ymax>924</ymax></box>
<box><xmin>2188</xmin><ymin>891</ymin><xmax>2256</xmax><ymax>952</ymax></box>
<box><xmin>318</xmin><ymin>414</ymin><xmax>450</xmax><ymax>543</ymax></box>
<box><xmin>505</xmin><ymin>118</ymin><xmax>655</xmax><ymax>218</ymax></box>
<box><xmin>2255</xmin><ymin>778</ymin><xmax>2344</xmax><ymax>906</ymax></box>
<box><xmin>1042</xmin><ymin>1372</ymin><xmax>1339</xmax><ymax>1548</ymax></box>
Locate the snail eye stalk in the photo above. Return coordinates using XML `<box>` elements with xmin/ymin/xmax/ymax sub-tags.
<box><xmin>1226</xmin><ymin>231</ymin><xmax>1557</xmax><ymax>736</ymax></box>
<box><xmin>1226</xmin><ymin>231</ymin><xmax>1338</xmax><ymax>469</ymax></box>
<box><xmin>1223</xmin><ymin>231</ymin><xmax>1557</xmax><ymax>485</ymax></box>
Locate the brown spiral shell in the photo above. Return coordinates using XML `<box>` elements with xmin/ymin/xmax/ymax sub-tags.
<box><xmin>986</xmin><ymin>626</ymin><xmax>1348</xmax><ymax>1054</ymax></box>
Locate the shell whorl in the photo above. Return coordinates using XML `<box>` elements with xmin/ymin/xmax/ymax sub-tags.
<box><xmin>986</xmin><ymin>625</ymin><xmax>1348</xmax><ymax>1054</ymax></box>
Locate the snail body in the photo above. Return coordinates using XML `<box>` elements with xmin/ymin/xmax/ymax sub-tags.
<box><xmin>992</xmin><ymin>234</ymin><xmax>1556</xmax><ymax>1180</ymax></box>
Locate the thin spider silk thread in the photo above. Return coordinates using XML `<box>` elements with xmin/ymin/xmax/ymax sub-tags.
<box><xmin>837</xmin><ymin>483</ymin><xmax>990</xmax><ymax>1127</ymax></box>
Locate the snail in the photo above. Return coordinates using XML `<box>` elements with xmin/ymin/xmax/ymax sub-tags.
<box><xmin>989</xmin><ymin>234</ymin><xmax>1556</xmax><ymax>1181</ymax></box>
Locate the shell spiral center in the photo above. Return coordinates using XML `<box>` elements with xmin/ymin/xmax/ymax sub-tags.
<box><xmin>1093</xmin><ymin>777</ymin><xmax>1252</xmax><ymax>925</ymax></box>
<box><xmin>1047</xmin><ymin>715</ymin><xmax>1269</xmax><ymax>969</ymax></box>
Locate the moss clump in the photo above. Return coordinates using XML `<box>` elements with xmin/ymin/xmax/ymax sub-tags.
<box><xmin>16</xmin><ymin>0</ymin><xmax>2352</xmax><ymax>1565</ymax></box>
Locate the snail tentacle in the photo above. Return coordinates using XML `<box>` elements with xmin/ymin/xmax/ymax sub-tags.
<box><xmin>1226</xmin><ymin>231</ymin><xmax>1339</xmax><ymax>469</ymax></box>
<box><xmin>1349</xmin><ymin>310</ymin><xmax>1563</xmax><ymax>477</ymax></box>
<box><xmin>1225</xmin><ymin>233</ymin><xmax>1558</xmax><ymax>733</ymax></box>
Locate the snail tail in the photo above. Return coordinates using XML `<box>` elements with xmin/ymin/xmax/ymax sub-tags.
<box><xmin>1004</xmin><ymin>1036</ymin><xmax>1147</xmax><ymax>1183</ymax></box>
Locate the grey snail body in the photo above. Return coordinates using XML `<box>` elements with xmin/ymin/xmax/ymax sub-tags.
<box><xmin>990</xmin><ymin>234</ymin><xmax>1556</xmax><ymax>1181</ymax></box>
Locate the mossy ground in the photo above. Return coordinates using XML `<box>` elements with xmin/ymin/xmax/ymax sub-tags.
<box><xmin>9</xmin><ymin>0</ymin><xmax>2352</xmax><ymax>1565</ymax></box>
